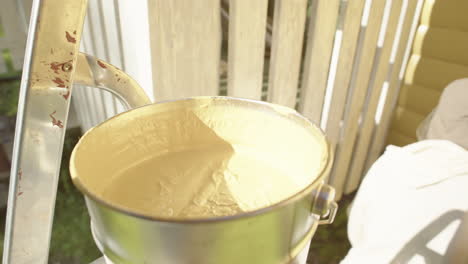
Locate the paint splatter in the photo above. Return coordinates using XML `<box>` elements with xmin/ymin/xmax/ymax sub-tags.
<box><xmin>49</xmin><ymin>111</ymin><xmax>64</xmax><ymax>128</ymax></box>
<box><xmin>50</xmin><ymin>60</ymin><xmax>73</xmax><ymax>74</ymax></box>
<box><xmin>50</xmin><ymin>62</ymin><xmax>63</xmax><ymax>74</ymax></box>
<box><xmin>17</xmin><ymin>169</ymin><xmax>23</xmax><ymax>196</ymax></box>
<box><xmin>65</xmin><ymin>31</ymin><xmax>76</xmax><ymax>43</ymax></box>
<box><xmin>62</xmin><ymin>90</ymin><xmax>70</xmax><ymax>100</ymax></box>
<box><xmin>97</xmin><ymin>60</ymin><xmax>107</xmax><ymax>69</ymax></box>
<box><xmin>52</xmin><ymin>77</ymin><xmax>66</xmax><ymax>88</ymax></box>
<box><xmin>52</xmin><ymin>77</ymin><xmax>64</xmax><ymax>84</ymax></box>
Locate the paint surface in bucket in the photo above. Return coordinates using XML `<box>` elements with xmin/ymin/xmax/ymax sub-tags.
<box><xmin>71</xmin><ymin>98</ymin><xmax>328</xmax><ymax>220</ymax></box>
<box><xmin>100</xmin><ymin>144</ymin><xmax>302</xmax><ymax>218</ymax></box>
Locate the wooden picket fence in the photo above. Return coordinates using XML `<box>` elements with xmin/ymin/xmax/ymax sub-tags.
<box><xmin>1</xmin><ymin>0</ymin><xmax>425</xmax><ymax>199</ymax></box>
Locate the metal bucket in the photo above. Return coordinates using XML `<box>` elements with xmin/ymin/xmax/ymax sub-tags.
<box><xmin>70</xmin><ymin>97</ymin><xmax>336</xmax><ymax>264</ymax></box>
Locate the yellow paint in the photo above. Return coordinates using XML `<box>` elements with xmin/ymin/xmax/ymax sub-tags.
<box><xmin>101</xmin><ymin>144</ymin><xmax>305</xmax><ymax>218</ymax></box>
<box><xmin>71</xmin><ymin>97</ymin><xmax>329</xmax><ymax>219</ymax></box>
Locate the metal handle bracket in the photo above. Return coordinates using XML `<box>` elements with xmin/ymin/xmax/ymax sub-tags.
<box><xmin>311</xmin><ymin>184</ymin><xmax>338</xmax><ymax>225</ymax></box>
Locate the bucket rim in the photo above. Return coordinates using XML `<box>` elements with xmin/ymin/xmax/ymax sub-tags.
<box><xmin>70</xmin><ymin>96</ymin><xmax>334</xmax><ymax>223</ymax></box>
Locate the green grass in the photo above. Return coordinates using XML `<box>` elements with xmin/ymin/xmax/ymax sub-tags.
<box><xmin>1</xmin><ymin>50</ymin><xmax>16</xmax><ymax>73</ymax></box>
<box><xmin>0</xmin><ymin>80</ymin><xmax>20</xmax><ymax>117</ymax></box>
<box><xmin>49</xmin><ymin>128</ymin><xmax>101</xmax><ymax>263</ymax></box>
<box><xmin>1</xmin><ymin>44</ymin><xmax>23</xmax><ymax>77</ymax></box>
<box><xmin>307</xmin><ymin>196</ymin><xmax>353</xmax><ymax>264</ymax></box>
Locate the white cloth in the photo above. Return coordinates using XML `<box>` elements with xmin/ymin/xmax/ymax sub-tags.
<box><xmin>342</xmin><ymin>140</ymin><xmax>468</xmax><ymax>264</ymax></box>
<box><xmin>417</xmin><ymin>78</ymin><xmax>468</xmax><ymax>149</ymax></box>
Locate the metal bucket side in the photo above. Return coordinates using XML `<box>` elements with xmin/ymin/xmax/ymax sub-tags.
<box><xmin>71</xmin><ymin>97</ymin><xmax>334</xmax><ymax>264</ymax></box>
<box><xmin>86</xmin><ymin>185</ymin><xmax>322</xmax><ymax>264</ymax></box>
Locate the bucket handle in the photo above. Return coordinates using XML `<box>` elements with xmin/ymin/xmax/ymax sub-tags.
<box><xmin>75</xmin><ymin>52</ymin><xmax>151</xmax><ymax>109</ymax></box>
<box><xmin>288</xmin><ymin>184</ymin><xmax>338</xmax><ymax>261</ymax></box>
<box><xmin>312</xmin><ymin>184</ymin><xmax>338</xmax><ymax>225</ymax></box>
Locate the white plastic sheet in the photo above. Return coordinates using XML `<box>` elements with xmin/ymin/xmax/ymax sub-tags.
<box><xmin>342</xmin><ymin>140</ymin><xmax>468</xmax><ymax>263</ymax></box>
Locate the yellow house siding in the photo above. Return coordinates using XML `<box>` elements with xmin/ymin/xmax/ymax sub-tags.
<box><xmin>388</xmin><ymin>0</ymin><xmax>468</xmax><ymax>146</ymax></box>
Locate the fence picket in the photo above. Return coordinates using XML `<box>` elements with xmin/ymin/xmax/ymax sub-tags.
<box><xmin>149</xmin><ymin>0</ymin><xmax>221</xmax><ymax>100</ymax></box>
<box><xmin>365</xmin><ymin>0</ymin><xmax>425</xmax><ymax>172</ymax></box>
<box><xmin>324</xmin><ymin>0</ymin><xmax>366</xmax><ymax>148</ymax></box>
<box><xmin>227</xmin><ymin>0</ymin><xmax>268</xmax><ymax>100</ymax></box>
<box><xmin>329</xmin><ymin>0</ymin><xmax>388</xmax><ymax>196</ymax></box>
<box><xmin>299</xmin><ymin>0</ymin><xmax>341</xmax><ymax>123</ymax></box>
<box><xmin>346</xmin><ymin>0</ymin><xmax>405</xmax><ymax>194</ymax></box>
<box><xmin>267</xmin><ymin>0</ymin><xmax>308</xmax><ymax>108</ymax></box>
